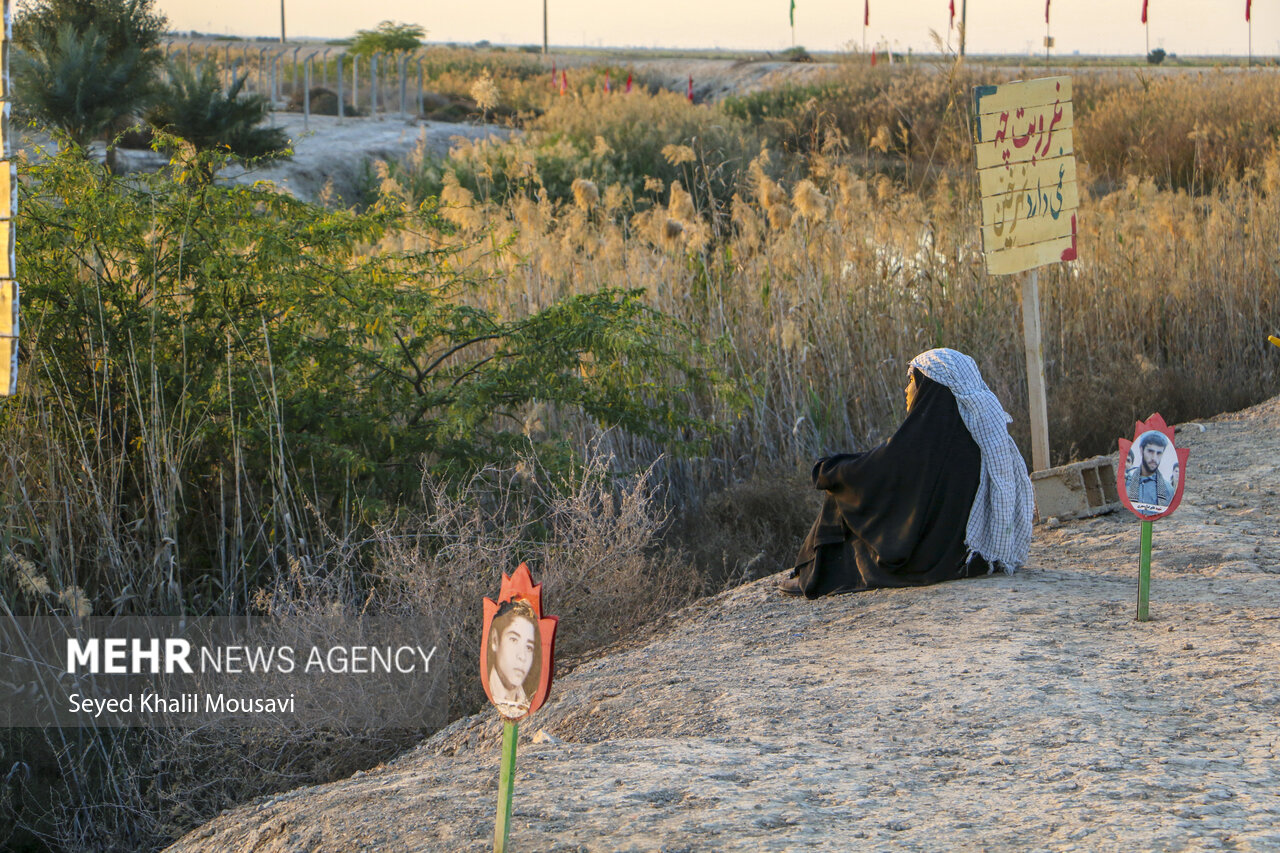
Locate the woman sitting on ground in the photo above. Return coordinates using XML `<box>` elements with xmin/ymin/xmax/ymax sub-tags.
<box><xmin>779</xmin><ymin>348</ymin><xmax>1033</xmax><ymax>598</ymax></box>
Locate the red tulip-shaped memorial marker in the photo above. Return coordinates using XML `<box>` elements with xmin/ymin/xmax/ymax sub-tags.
<box><xmin>481</xmin><ymin>563</ymin><xmax>558</xmax><ymax>852</ymax></box>
<box><xmin>1116</xmin><ymin>414</ymin><xmax>1189</xmax><ymax>621</ymax></box>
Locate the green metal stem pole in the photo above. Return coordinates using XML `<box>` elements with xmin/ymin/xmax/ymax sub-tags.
<box><xmin>494</xmin><ymin>720</ymin><xmax>518</xmax><ymax>853</ymax></box>
<box><xmin>1137</xmin><ymin>520</ymin><xmax>1152</xmax><ymax>622</ymax></box>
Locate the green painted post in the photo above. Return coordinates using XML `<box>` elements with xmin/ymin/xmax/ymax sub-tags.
<box><xmin>494</xmin><ymin>720</ymin><xmax>518</xmax><ymax>853</ymax></box>
<box><xmin>1137</xmin><ymin>520</ymin><xmax>1153</xmax><ymax>621</ymax></box>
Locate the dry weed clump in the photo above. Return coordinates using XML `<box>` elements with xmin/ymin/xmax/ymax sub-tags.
<box><xmin>350</xmin><ymin>452</ymin><xmax>702</xmax><ymax>717</ymax></box>
<box><xmin>1075</xmin><ymin>70</ymin><xmax>1280</xmax><ymax>192</ymax></box>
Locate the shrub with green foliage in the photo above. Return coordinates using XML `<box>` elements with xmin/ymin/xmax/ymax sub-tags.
<box><xmin>13</xmin><ymin>0</ymin><xmax>166</xmax><ymax>150</ymax></box>
<box><xmin>146</xmin><ymin>63</ymin><xmax>290</xmax><ymax>173</ymax></box>
<box><xmin>16</xmin><ymin>143</ymin><xmax>718</xmax><ymax>591</ymax></box>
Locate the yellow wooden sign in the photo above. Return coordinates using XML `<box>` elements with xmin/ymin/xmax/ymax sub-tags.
<box><xmin>978</xmin><ymin>154</ymin><xmax>1076</xmax><ymax>199</ymax></box>
<box><xmin>980</xmin><ymin>180</ymin><xmax>1079</xmax><ymax>231</ymax></box>
<box><xmin>974</xmin><ymin>75</ymin><xmax>1070</xmax><ymax>115</ymax></box>
<box><xmin>973</xmin><ymin>76</ymin><xmax>1078</xmax><ymax>276</ymax></box>
<box><xmin>974</xmin><ymin>105</ymin><xmax>1074</xmax><ymax>169</ymax></box>
<box><xmin>0</xmin><ymin>162</ymin><xmax>11</xmax><ymax>217</ymax></box>
<box><xmin>0</xmin><ymin>280</ymin><xmax>15</xmax><ymax>337</ymax></box>
<box><xmin>0</xmin><ymin>221</ymin><xmax>11</xmax><ymax>278</ymax></box>
<box><xmin>1</xmin><ymin>0</ymin><xmax>14</xmax><ymax>396</ymax></box>
<box><xmin>0</xmin><ymin>335</ymin><xmax>14</xmax><ymax>394</ymax></box>
<box><xmin>0</xmin><ymin>276</ymin><xmax>16</xmax><ymax>402</ymax></box>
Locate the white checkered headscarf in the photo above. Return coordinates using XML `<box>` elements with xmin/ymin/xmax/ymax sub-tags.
<box><xmin>910</xmin><ymin>348</ymin><xmax>1033</xmax><ymax>571</ymax></box>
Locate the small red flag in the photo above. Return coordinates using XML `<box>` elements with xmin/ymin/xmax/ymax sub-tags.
<box><xmin>1246</xmin><ymin>0</ymin><xmax>1252</xmax><ymax>21</ymax></box>
<box><xmin>626</xmin><ymin>73</ymin><xmax>633</xmax><ymax>93</ymax></box>
<box><xmin>560</xmin><ymin>70</ymin><xmax>567</xmax><ymax>95</ymax></box>
<box><xmin>1141</xmin><ymin>0</ymin><xmax>1148</xmax><ymax>24</ymax></box>
<box><xmin>1045</xmin><ymin>0</ymin><xmax>1051</xmax><ymax>24</ymax></box>
<box><xmin>949</xmin><ymin>0</ymin><xmax>955</xmax><ymax>27</ymax></box>
<box><xmin>604</xmin><ymin>72</ymin><xmax>611</xmax><ymax>93</ymax></box>
<box><xmin>864</xmin><ymin>0</ymin><xmax>870</xmax><ymax>26</ymax></box>
<box><xmin>871</xmin><ymin>48</ymin><xmax>877</xmax><ymax>66</ymax></box>
<box><xmin>687</xmin><ymin>75</ymin><xmax>694</xmax><ymax>102</ymax></box>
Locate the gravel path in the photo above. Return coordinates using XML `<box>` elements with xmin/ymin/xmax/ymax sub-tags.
<box><xmin>169</xmin><ymin>398</ymin><xmax>1280</xmax><ymax>852</ymax></box>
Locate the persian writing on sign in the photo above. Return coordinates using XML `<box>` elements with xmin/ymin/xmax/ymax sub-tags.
<box><xmin>973</xmin><ymin>76</ymin><xmax>1078</xmax><ymax>276</ymax></box>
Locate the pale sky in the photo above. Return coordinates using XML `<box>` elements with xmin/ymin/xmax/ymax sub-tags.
<box><xmin>158</xmin><ymin>0</ymin><xmax>1276</xmax><ymax>57</ymax></box>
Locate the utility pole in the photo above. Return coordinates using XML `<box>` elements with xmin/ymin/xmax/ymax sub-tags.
<box><xmin>960</xmin><ymin>0</ymin><xmax>968</xmax><ymax>57</ymax></box>
<box><xmin>279</xmin><ymin>0</ymin><xmax>285</xmax><ymax>43</ymax></box>
<box><xmin>543</xmin><ymin>0</ymin><xmax>548</xmax><ymax>55</ymax></box>
<box><xmin>1045</xmin><ymin>11</ymin><xmax>1051</xmax><ymax>65</ymax></box>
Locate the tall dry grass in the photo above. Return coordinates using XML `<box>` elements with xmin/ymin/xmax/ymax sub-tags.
<box><xmin>388</xmin><ymin>66</ymin><xmax>1280</xmax><ymax>498</ymax></box>
<box><xmin>1075</xmin><ymin>69</ymin><xmax>1280</xmax><ymax>192</ymax></box>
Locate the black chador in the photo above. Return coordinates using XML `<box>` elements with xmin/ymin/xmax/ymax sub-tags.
<box><xmin>787</xmin><ymin>372</ymin><xmax>989</xmax><ymax>597</ymax></box>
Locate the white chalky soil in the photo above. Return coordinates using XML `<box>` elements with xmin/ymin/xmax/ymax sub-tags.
<box><xmin>171</xmin><ymin>399</ymin><xmax>1280</xmax><ymax>851</ymax></box>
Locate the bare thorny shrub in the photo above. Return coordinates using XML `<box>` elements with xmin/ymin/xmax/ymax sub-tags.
<box><xmin>350</xmin><ymin>451</ymin><xmax>704</xmax><ymax>718</ymax></box>
<box><xmin>0</xmin><ymin>435</ymin><xmax>698</xmax><ymax>851</ymax></box>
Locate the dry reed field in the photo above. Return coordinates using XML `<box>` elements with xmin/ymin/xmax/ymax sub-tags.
<box><xmin>387</xmin><ymin>58</ymin><xmax>1280</xmax><ymax>487</ymax></box>
<box><xmin>4</xmin><ymin>49</ymin><xmax>1280</xmax><ymax>851</ymax></box>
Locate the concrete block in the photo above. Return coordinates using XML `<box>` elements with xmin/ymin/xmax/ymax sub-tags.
<box><xmin>1031</xmin><ymin>455</ymin><xmax>1121</xmax><ymax>523</ymax></box>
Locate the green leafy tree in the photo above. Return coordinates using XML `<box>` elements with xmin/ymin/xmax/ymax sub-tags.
<box><xmin>348</xmin><ymin>20</ymin><xmax>425</xmax><ymax>57</ymax></box>
<box><xmin>18</xmin><ymin>143</ymin><xmax>717</xmax><ymax>581</ymax></box>
<box><xmin>146</xmin><ymin>63</ymin><xmax>291</xmax><ymax>178</ymax></box>
<box><xmin>13</xmin><ymin>0</ymin><xmax>166</xmax><ymax>151</ymax></box>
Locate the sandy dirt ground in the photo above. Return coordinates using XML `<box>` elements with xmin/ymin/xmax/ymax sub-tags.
<box><xmin>22</xmin><ymin>113</ymin><xmax>506</xmax><ymax>206</ymax></box>
<box><xmin>167</xmin><ymin>395</ymin><xmax>1280</xmax><ymax>852</ymax></box>
<box><xmin>217</xmin><ymin>113</ymin><xmax>506</xmax><ymax>204</ymax></box>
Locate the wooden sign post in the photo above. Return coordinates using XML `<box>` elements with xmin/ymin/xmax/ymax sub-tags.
<box><xmin>1</xmin><ymin>0</ymin><xmax>17</xmax><ymax>396</ymax></box>
<box><xmin>973</xmin><ymin>76</ymin><xmax>1078</xmax><ymax>472</ymax></box>
<box><xmin>481</xmin><ymin>563</ymin><xmax>558</xmax><ymax>853</ymax></box>
<box><xmin>1116</xmin><ymin>414</ymin><xmax>1189</xmax><ymax>621</ymax></box>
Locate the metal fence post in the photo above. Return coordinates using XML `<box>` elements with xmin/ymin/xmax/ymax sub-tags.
<box><xmin>399</xmin><ymin>54</ymin><xmax>407</xmax><ymax>117</ymax></box>
<box><xmin>371</xmin><ymin>53</ymin><xmax>379</xmax><ymax>116</ymax></box>
<box><xmin>304</xmin><ymin>53</ymin><xmax>313</xmax><ymax>127</ymax></box>
<box><xmin>352</xmin><ymin>54</ymin><xmax>359</xmax><ymax>113</ymax></box>
<box><xmin>337</xmin><ymin>54</ymin><xmax>345</xmax><ymax>121</ymax></box>
<box><xmin>417</xmin><ymin>57</ymin><xmax>424</xmax><ymax>117</ymax></box>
